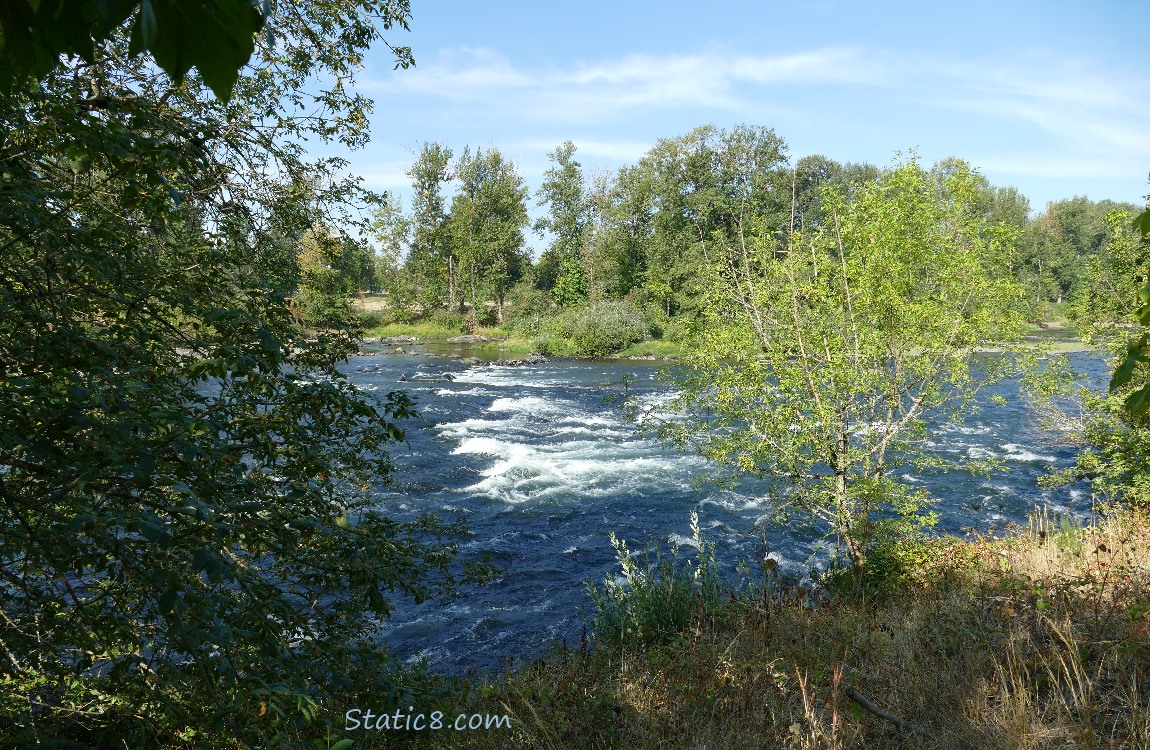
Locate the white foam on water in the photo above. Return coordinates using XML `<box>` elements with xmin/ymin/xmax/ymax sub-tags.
<box><xmin>462</xmin><ymin>448</ymin><xmax>691</xmax><ymax>504</ymax></box>
<box><xmin>450</xmin><ymin>367</ymin><xmax>565</xmax><ymax>389</ymax></box>
<box><xmin>668</xmin><ymin>532</ymin><xmax>699</xmax><ymax>549</ymax></box>
<box><xmin>940</xmin><ymin>423</ymin><xmax>993</xmax><ymax>435</ymax></box>
<box><xmin>552</xmin><ymin>425</ymin><xmax>630</xmax><ymax>438</ymax></box>
<box><xmin>429</xmin><ymin>387</ymin><xmax>703</xmax><ymax>503</ymax></box>
<box><xmin>434</xmin><ymin>387</ymin><xmax>496</xmax><ymax>396</ymax></box>
<box><xmin>436</xmin><ymin>418</ymin><xmax>518</xmax><ymax>439</ymax></box>
<box><xmin>698</xmin><ymin>494</ymin><xmax>769</xmax><ymax>513</ymax></box>
<box><xmin>1002</xmin><ymin>443</ymin><xmax>1056</xmax><ymax>463</ymax></box>
<box><xmin>488</xmin><ymin>395</ymin><xmax>572</xmax><ymax>416</ymax></box>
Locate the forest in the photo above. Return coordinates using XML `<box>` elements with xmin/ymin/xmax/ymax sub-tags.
<box><xmin>363</xmin><ymin>132</ymin><xmax>1141</xmax><ymax>348</ymax></box>
<box><xmin>4</xmin><ymin>1</ymin><xmax>1150</xmax><ymax>749</ymax></box>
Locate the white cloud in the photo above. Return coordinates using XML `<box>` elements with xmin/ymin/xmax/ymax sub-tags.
<box><xmin>362</xmin><ymin>46</ymin><xmax>881</xmax><ymax>121</ymax></box>
<box><xmin>357</xmin><ymin>43</ymin><xmax>1150</xmax><ymax>205</ymax></box>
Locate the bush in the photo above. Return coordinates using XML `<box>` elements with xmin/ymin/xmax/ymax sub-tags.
<box><xmin>356</xmin><ymin>309</ymin><xmax>385</xmax><ymax>328</ymax></box>
<box><xmin>571</xmin><ymin>299</ymin><xmax>649</xmax><ymax>357</ymax></box>
<box><xmin>427</xmin><ymin>308</ymin><xmax>468</xmax><ymax>333</ymax></box>
<box><xmin>586</xmin><ymin>513</ymin><xmax>722</xmax><ymax>647</ymax></box>
<box><xmin>473</xmin><ymin>304</ymin><xmax>499</xmax><ymax>327</ymax></box>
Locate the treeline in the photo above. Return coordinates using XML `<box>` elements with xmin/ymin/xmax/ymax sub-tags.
<box><xmin>362</xmin><ymin>125</ymin><xmax>1140</xmax><ymax>337</ymax></box>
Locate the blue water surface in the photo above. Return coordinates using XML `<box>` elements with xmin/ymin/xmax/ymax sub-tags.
<box><xmin>341</xmin><ymin>349</ymin><xmax>1105</xmax><ymax>673</ymax></box>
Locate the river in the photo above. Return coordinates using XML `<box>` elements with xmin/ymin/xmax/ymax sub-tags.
<box><xmin>341</xmin><ymin>348</ymin><xmax>1103</xmax><ymax>674</ymax></box>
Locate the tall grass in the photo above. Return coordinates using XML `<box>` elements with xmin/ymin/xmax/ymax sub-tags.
<box><xmin>585</xmin><ymin>512</ymin><xmax>723</xmax><ymax>647</ymax></box>
<box><xmin>387</xmin><ymin>507</ymin><xmax>1150</xmax><ymax>750</ymax></box>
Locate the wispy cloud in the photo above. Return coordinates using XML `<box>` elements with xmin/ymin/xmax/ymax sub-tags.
<box><xmin>919</xmin><ymin>56</ymin><xmax>1150</xmax><ymax>158</ymax></box>
<box><xmin>363</xmin><ymin>46</ymin><xmax>883</xmax><ymax>121</ymax></box>
<box><xmin>360</xmin><ymin>44</ymin><xmax>1150</xmax><ymax>199</ymax></box>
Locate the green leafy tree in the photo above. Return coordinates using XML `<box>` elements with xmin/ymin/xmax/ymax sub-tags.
<box><xmin>1112</xmin><ymin>208</ymin><xmax>1150</xmax><ymax>416</ymax></box>
<box><xmin>638</xmin><ymin>158</ymin><xmax>1028</xmax><ymax>583</ymax></box>
<box><xmin>790</xmin><ymin>155</ymin><xmax>879</xmax><ymax>235</ymax></box>
<box><xmin>617</xmin><ymin>124</ymin><xmax>791</xmax><ymax>317</ymax></box>
<box><xmin>447</xmin><ymin>147</ymin><xmax>530</xmax><ymax>323</ymax></box>
<box><xmin>1039</xmin><ymin>208</ymin><xmax>1150</xmax><ymax>506</ymax></box>
<box><xmin>294</xmin><ymin>224</ymin><xmax>375</xmax><ymax>327</ymax></box>
<box><xmin>405</xmin><ymin>141</ymin><xmax>455</xmax><ymax>311</ymax></box>
<box><xmin>0</xmin><ymin>5</ymin><xmax>481</xmax><ymax>747</ymax></box>
<box><xmin>0</xmin><ymin>1</ymin><xmax>413</xmax><ymax>101</ymax></box>
<box><xmin>535</xmin><ymin>140</ymin><xmax>590</xmax><ymax>304</ymax></box>
<box><xmin>370</xmin><ymin>193</ymin><xmax>418</xmax><ymax>318</ymax></box>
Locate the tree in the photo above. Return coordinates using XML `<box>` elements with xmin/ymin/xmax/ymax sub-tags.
<box><xmin>1111</xmin><ymin>207</ymin><xmax>1150</xmax><ymax>416</ymax></box>
<box><xmin>405</xmin><ymin>141</ymin><xmax>455</xmax><ymax>311</ymax></box>
<box><xmin>370</xmin><ymin>193</ymin><xmax>418</xmax><ymax>317</ymax></box>
<box><xmin>0</xmin><ymin>0</ymin><xmax>413</xmax><ymax>101</ymax></box>
<box><xmin>620</xmin><ymin>124</ymin><xmax>791</xmax><ymax>317</ymax></box>
<box><xmin>637</xmin><ymin>158</ymin><xmax>1028</xmax><ymax>583</ymax></box>
<box><xmin>535</xmin><ymin>140</ymin><xmax>590</xmax><ymax>304</ymax></box>
<box><xmin>447</xmin><ymin>147</ymin><xmax>530</xmax><ymax>323</ymax></box>
<box><xmin>294</xmin><ymin>223</ymin><xmax>376</xmax><ymax>327</ymax></box>
<box><xmin>1041</xmin><ymin>208</ymin><xmax>1150</xmax><ymax>506</ymax></box>
<box><xmin>0</xmin><ymin>6</ymin><xmax>481</xmax><ymax>747</ymax></box>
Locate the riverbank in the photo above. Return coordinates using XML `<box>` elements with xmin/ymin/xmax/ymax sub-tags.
<box><xmin>354</xmin><ymin>506</ymin><xmax>1150</xmax><ymax>749</ymax></box>
<box><xmin>360</xmin><ymin>322</ymin><xmax>690</xmax><ymax>360</ymax></box>
<box><xmin>360</xmin><ymin>320</ymin><xmax>1092</xmax><ymax>360</ymax></box>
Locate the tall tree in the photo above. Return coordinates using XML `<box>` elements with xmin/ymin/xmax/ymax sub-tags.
<box><xmin>370</xmin><ymin>193</ymin><xmax>417</xmax><ymax>316</ymax></box>
<box><xmin>405</xmin><ymin>142</ymin><xmax>455</xmax><ymax>311</ymax></box>
<box><xmin>1033</xmin><ymin>208</ymin><xmax>1150</xmax><ymax>507</ymax></box>
<box><xmin>621</xmin><ymin>124</ymin><xmax>791</xmax><ymax>317</ymax></box>
<box><xmin>0</xmin><ymin>5</ymin><xmax>480</xmax><ymax>747</ymax></box>
<box><xmin>447</xmin><ymin>147</ymin><xmax>530</xmax><ymax>323</ymax></box>
<box><xmin>535</xmin><ymin>140</ymin><xmax>590</xmax><ymax>304</ymax></box>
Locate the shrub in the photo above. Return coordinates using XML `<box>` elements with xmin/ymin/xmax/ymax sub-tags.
<box><xmin>427</xmin><ymin>308</ymin><xmax>468</xmax><ymax>333</ymax></box>
<box><xmin>586</xmin><ymin>513</ymin><xmax>722</xmax><ymax>647</ymax></box>
<box><xmin>473</xmin><ymin>304</ymin><xmax>499</xmax><ymax>327</ymax></box>
<box><xmin>571</xmin><ymin>299</ymin><xmax>649</xmax><ymax>357</ymax></box>
<box><xmin>356</xmin><ymin>309</ymin><xmax>385</xmax><ymax>328</ymax></box>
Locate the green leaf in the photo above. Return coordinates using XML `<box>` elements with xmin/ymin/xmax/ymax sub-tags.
<box><xmin>138</xmin><ymin>0</ymin><xmax>158</xmax><ymax>47</ymax></box>
<box><xmin>158</xmin><ymin>588</ymin><xmax>179</xmax><ymax>613</ymax></box>
<box><xmin>1111</xmin><ymin>352</ymin><xmax>1140</xmax><ymax>390</ymax></box>
<box><xmin>139</xmin><ymin>519</ymin><xmax>171</xmax><ymax>546</ymax></box>
<box><xmin>1133</xmin><ymin>208</ymin><xmax>1150</xmax><ymax>237</ymax></box>
<box><xmin>1125</xmin><ymin>384</ymin><xmax>1150</xmax><ymax>417</ymax></box>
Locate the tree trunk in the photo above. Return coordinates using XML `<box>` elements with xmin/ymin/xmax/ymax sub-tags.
<box><xmin>447</xmin><ymin>255</ymin><xmax>457</xmax><ymax>312</ymax></box>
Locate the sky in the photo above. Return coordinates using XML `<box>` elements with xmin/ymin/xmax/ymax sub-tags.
<box><xmin>335</xmin><ymin>0</ymin><xmax>1149</xmax><ymax>240</ymax></box>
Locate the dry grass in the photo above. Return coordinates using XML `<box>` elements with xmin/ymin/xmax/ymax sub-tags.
<box><xmin>345</xmin><ymin>509</ymin><xmax>1150</xmax><ymax>749</ymax></box>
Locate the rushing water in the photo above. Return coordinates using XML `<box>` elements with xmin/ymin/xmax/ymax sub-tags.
<box><xmin>342</xmin><ymin>348</ymin><xmax>1104</xmax><ymax>674</ymax></box>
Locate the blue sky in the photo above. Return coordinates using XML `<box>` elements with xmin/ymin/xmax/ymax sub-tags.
<box><xmin>341</xmin><ymin>0</ymin><xmax>1148</xmax><ymax>235</ymax></box>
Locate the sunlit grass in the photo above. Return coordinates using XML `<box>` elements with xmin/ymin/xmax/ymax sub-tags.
<box><xmin>614</xmin><ymin>338</ymin><xmax>687</xmax><ymax>359</ymax></box>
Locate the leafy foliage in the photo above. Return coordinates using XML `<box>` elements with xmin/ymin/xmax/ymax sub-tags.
<box><xmin>294</xmin><ymin>225</ymin><xmax>376</xmax><ymax>328</ymax></box>
<box><xmin>0</xmin><ymin>6</ymin><xmax>482</xmax><ymax>747</ymax></box>
<box><xmin>1109</xmin><ymin>208</ymin><xmax>1150</xmax><ymax>416</ymax></box>
<box><xmin>0</xmin><ymin>1</ymin><xmax>414</xmax><ymax>101</ymax></box>
<box><xmin>1035</xmin><ymin>207</ymin><xmax>1150</xmax><ymax>508</ymax></box>
<box><xmin>585</xmin><ymin>513</ymin><xmax>722</xmax><ymax>647</ymax></box>
<box><xmin>639</xmin><ymin>158</ymin><xmax>1029</xmax><ymax>580</ymax></box>
<box><xmin>571</xmin><ymin>299</ymin><xmax>650</xmax><ymax>357</ymax></box>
